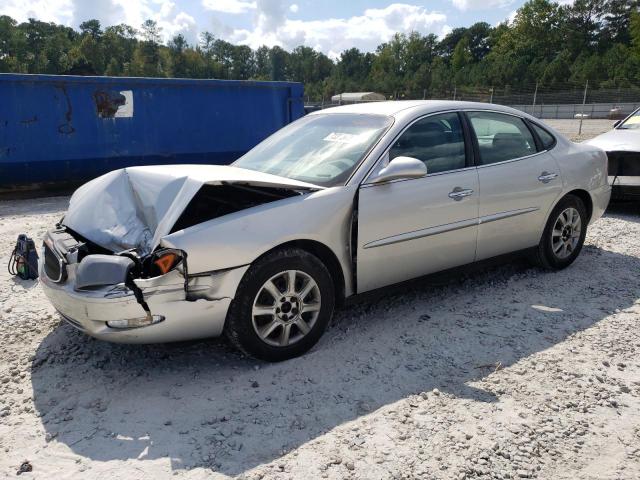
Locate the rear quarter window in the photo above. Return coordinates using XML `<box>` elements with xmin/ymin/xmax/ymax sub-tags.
<box><xmin>530</xmin><ymin>123</ymin><xmax>556</xmax><ymax>150</ymax></box>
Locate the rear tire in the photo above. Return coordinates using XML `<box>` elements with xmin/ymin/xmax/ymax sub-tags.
<box><xmin>533</xmin><ymin>194</ymin><xmax>587</xmax><ymax>270</ymax></box>
<box><xmin>225</xmin><ymin>248</ymin><xmax>335</xmax><ymax>361</ymax></box>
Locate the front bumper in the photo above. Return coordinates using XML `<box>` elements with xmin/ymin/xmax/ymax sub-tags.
<box><xmin>607</xmin><ymin>151</ymin><xmax>640</xmax><ymax>201</ymax></box>
<box><xmin>39</xmin><ymin>258</ymin><xmax>248</xmax><ymax>344</ymax></box>
<box><xmin>609</xmin><ymin>176</ymin><xmax>640</xmax><ymax>200</ymax></box>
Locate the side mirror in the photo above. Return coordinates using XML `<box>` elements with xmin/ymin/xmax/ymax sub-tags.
<box><xmin>369</xmin><ymin>156</ymin><xmax>427</xmax><ymax>184</ymax></box>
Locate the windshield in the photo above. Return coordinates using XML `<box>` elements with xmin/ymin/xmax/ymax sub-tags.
<box><xmin>618</xmin><ymin>109</ymin><xmax>640</xmax><ymax>130</ymax></box>
<box><xmin>233</xmin><ymin>113</ymin><xmax>393</xmax><ymax>187</ymax></box>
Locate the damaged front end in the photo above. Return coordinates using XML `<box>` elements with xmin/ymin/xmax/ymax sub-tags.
<box><xmin>39</xmin><ymin>165</ymin><xmax>321</xmax><ymax>343</ymax></box>
<box><xmin>40</xmin><ymin>226</ymin><xmax>249</xmax><ymax>342</ymax></box>
<box><xmin>607</xmin><ymin>151</ymin><xmax>640</xmax><ymax>200</ymax></box>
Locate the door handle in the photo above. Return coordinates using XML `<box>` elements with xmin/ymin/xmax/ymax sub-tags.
<box><xmin>448</xmin><ymin>187</ymin><xmax>474</xmax><ymax>201</ymax></box>
<box><xmin>538</xmin><ymin>171</ymin><xmax>558</xmax><ymax>183</ymax></box>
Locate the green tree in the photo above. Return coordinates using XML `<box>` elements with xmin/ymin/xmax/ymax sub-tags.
<box><xmin>268</xmin><ymin>46</ymin><xmax>289</xmax><ymax>81</ymax></box>
<box><xmin>130</xmin><ymin>20</ymin><xmax>167</xmax><ymax>77</ymax></box>
<box><xmin>168</xmin><ymin>33</ymin><xmax>189</xmax><ymax>77</ymax></box>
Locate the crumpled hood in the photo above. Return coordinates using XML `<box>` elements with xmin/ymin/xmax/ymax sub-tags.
<box><xmin>63</xmin><ymin>164</ymin><xmax>321</xmax><ymax>255</ymax></box>
<box><xmin>584</xmin><ymin>128</ymin><xmax>640</xmax><ymax>152</ymax></box>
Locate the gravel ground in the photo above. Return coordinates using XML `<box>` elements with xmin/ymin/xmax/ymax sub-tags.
<box><xmin>544</xmin><ymin>119</ymin><xmax>616</xmax><ymax>142</ymax></box>
<box><xmin>1</xmin><ymin>129</ymin><xmax>639</xmax><ymax>479</ymax></box>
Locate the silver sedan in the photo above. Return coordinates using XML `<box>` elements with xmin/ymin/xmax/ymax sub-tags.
<box><xmin>40</xmin><ymin>101</ymin><xmax>611</xmax><ymax>361</ymax></box>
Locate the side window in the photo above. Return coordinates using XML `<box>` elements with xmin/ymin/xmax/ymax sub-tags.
<box><xmin>530</xmin><ymin>122</ymin><xmax>556</xmax><ymax>150</ymax></box>
<box><xmin>467</xmin><ymin>111</ymin><xmax>537</xmax><ymax>165</ymax></box>
<box><xmin>389</xmin><ymin>112</ymin><xmax>466</xmax><ymax>174</ymax></box>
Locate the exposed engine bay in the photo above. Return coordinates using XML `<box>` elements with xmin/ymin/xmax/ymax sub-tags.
<box><xmin>170</xmin><ymin>184</ymin><xmax>301</xmax><ymax>233</ymax></box>
<box><xmin>60</xmin><ymin>165</ymin><xmax>320</xmax><ymax>255</ymax></box>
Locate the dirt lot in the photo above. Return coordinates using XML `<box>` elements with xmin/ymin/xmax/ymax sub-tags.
<box><xmin>1</xmin><ymin>122</ymin><xmax>639</xmax><ymax>479</ymax></box>
<box><xmin>545</xmin><ymin>119</ymin><xmax>616</xmax><ymax>142</ymax></box>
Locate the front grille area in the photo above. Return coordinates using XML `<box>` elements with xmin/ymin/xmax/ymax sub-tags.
<box><xmin>44</xmin><ymin>242</ymin><xmax>65</xmax><ymax>282</ymax></box>
<box><xmin>607</xmin><ymin>151</ymin><xmax>640</xmax><ymax>177</ymax></box>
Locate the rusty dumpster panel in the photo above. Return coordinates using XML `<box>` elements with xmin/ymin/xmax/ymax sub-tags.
<box><xmin>0</xmin><ymin>74</ymin><xmax>304</xmax><ymax>189</ymax></box>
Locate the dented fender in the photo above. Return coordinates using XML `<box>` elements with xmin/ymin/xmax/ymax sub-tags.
<box><xmin>160</xmin><ymin>186</ymin><xmax>358</xmax><ymax>296</ymax></box>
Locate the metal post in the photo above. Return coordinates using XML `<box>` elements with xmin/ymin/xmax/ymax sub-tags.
<box><xmin>453</xmin><ymin>85</ymin><xmax>457</xmax><ymax>101</ymax></box>
<box><xmin>532</xmin><ymin>81</ymin><xmax>538</xmax><ymax>116</ymax></box>
<box><xmin>578</xmin><ymin>80</ymin><xmax>588</xmax><ymax>136</ymax></box>
<box><xmin>489</xmin><ymin>87</ymin><xmax>494</xmax><ymax>104</ymax></box>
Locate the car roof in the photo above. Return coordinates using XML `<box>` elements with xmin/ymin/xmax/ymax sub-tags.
<box><xmin>310</xmin><ymin>100</ymin><xmax>525</xmax><ymax>118</ymax></box>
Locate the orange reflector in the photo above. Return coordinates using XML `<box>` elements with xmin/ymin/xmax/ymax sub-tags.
<box><xmin>154</xmin><ymin>253</ymin><xmax>178</xmax><ymax>274</ymax></box>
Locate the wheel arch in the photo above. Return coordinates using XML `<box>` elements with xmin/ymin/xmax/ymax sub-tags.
<box><xmin>563</xmin><ymin>189</ymin><xmax>593</xmax><ymax>223</ymax></box>
<box><xmin>254</xmin><ymin>239</ymin><xmax>347</xmax><ymax>305</ymax></box>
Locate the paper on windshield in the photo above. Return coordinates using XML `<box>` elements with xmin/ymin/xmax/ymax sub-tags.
<box><xmin>323</xmin><ymin>132</ymin><xmax>362</xmax><ymax>144</ymax></box>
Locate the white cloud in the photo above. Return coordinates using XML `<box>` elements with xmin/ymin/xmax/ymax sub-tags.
<box><xmin>0</xmin><ymin>0</ymin><xmax>199</xmax><ymax>44</ymax></box>
<box><xmin>72</xmin><ymin>0</ymin><xmax>125</xmax><ymax>27</ymax></box>
<box><xmin>1</xmin><ymin>0</ymin><xmax>449</xmax><ymax>56</ymax></box>
<box><xmin>254</xmin><ymin>0</ymin><xmax>288</xmax><ymax>32</ymax></box>
<box><xmin>229</xmin><ymin>3</ymin><xmax>448</xmax><ymax>57</ymax></box>
<box><xmin>440</xmin><ymin>24</ymin><xmax>453</xmax><ymax>38</ymax></box>
<box><xmin>0</xmin><ymin>0</ymin><xmax>74</xmax><ymax>25</ymax></box>
<box><xmin>201</xmin><ymin>0</ymin><xmax>257</xmax><ymax>14</ymax></box>
<box><xmin>451</xmin><ymin>0</ymin><xmax>514</xmax><ymax>11</ymax></box>
<box><xmin>152</xmin><ymin>1</ymin><xmax>198</xmax><ymax>43</ymax></box>
<box><xmin>161</xmin><ymin>13</ymin><xmax>198</xmax><ymax>43</ymax></box>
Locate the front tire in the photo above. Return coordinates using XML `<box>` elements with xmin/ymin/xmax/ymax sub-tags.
<box><xmin>225</xmin><ymin>248</ymin><xmax>335</xmax><ymax>361</ymax></box>
<box><xmin>534</xmin><ymin>194</ymin><xmax>587</xmax><ymax>270</ymax></box>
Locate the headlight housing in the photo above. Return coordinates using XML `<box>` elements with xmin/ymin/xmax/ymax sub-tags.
<box><xmin>141</xmin><ymin>249</ymin><xmax>185</xmax><ymax>278</ymax></box>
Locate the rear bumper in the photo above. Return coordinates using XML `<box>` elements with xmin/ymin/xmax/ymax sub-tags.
<box><xmin>39</xmin><ymin>258</ymin><xmax>245</xmax><ymax>344</ymax></box>
<box><xmin>590</xmin><ymin>183</ymin><xmax>612</xmax><ymax>223</ymax></box>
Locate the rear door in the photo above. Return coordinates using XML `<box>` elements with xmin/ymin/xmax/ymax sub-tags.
<box><xmin>356</xmin><ymin>111</ymin><xmax>479</xmax><ymax>293</ymax></box>
<box><xmin>465</xmin><ymin>111</ymin><xmax>562</xmax><ymax>260</ymax></box>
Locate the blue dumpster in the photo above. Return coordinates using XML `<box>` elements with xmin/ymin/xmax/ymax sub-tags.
<box><xmin>0</xmin><ymin>74</ymin><xmax>305</xmax><ymax>189</ymax></box>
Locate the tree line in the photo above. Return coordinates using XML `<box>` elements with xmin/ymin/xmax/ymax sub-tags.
<box><xmin>0</xmin><ymin>0</ymin><xmax>638</xmax><ymax>101</ymax></box>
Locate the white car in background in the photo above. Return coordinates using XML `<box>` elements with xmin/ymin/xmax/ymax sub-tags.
<box><xmin>40</xmin><ymin>101</ymin><xmax>611</xmax><ymax>361</ymax></box>
<box><xmin>585</xmin><ymin>107</ymin><xmax>640</xmax><ymax>200</ymax></box>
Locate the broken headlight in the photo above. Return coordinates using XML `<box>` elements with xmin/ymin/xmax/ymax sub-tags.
<box><xmin>141</xmin><ymin>249</ymin><xmax>185</xmax><ymax>278</ymax></box>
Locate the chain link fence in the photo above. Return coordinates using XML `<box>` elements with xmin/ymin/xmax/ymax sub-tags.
<box><xmin>309</xmin><ymin>80</ymin><xmax>640</xmax><ymax>121</ymax></box>
<box><xmin>427</xmin><ymin>80</ymin><xmax>640</xmax><ymax>120</ymax></box>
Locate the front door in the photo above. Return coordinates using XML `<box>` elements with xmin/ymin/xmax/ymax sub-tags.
<box><xmin>357</xmin><ymin>111</ymin><xmax>479</xmax><ymax>293</ymax></box>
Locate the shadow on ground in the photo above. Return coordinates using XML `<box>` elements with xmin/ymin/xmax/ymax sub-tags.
<box><xmin>606</xmin><ymin>200</ymin><xmax>640</xmax><ymax>222</ymax></box>
<box><xmin>31</xmin><ymin>244</ymin><xmax>640</xmax><ymax>475</ymax></box>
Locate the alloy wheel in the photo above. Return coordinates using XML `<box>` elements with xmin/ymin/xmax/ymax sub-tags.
<box><xmin>251</xmin><ymin>270</ymin><xmax>321</xmax><ymax>347</ymax></box>
<box><xmin>551</xmin><ymin>207</ymin><xmax>582</xmax><ymax>259</ymax></box>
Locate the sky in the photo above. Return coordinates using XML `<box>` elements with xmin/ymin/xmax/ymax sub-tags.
<box><xmin>0</xmin><ymin>0</ymin><xmax>529</xmax><ymax>58</ymax></box>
